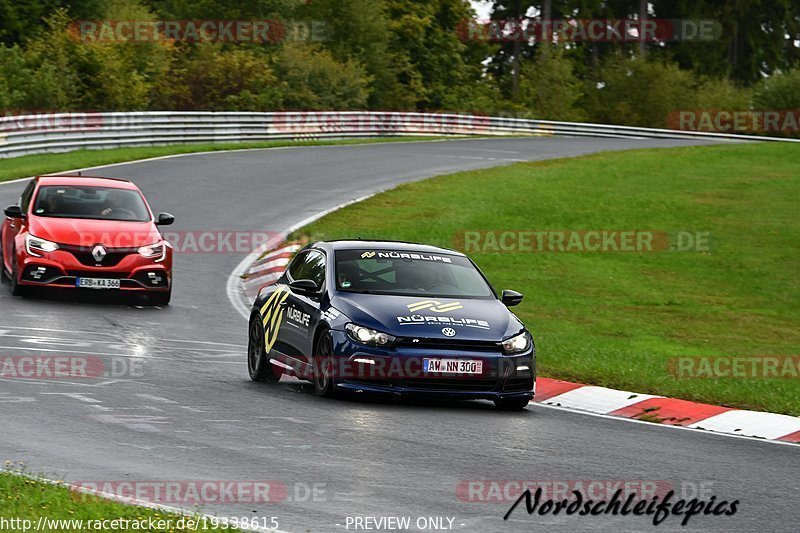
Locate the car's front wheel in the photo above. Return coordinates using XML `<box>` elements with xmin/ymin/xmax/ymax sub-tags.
<box><xmin>313</xmin><ymin>330</ymin><xmax>337</xmax><ymax>397</ymax></box>
<box><xmin>148</xmin><ymin>288</ymin><xmax>171</xmax><ymax>306</ymax></box>
<box><xmin>8</xmin><ymin>247</ymin><xmax>26</xmax><ymax>297</ymax></box>
<box><xmin>494</xmin><ymin>397</ymin><xmax>530</xmax><ymax>411</ymax></box>
<box><xmin>248</xmin><ymin>313</ymin><xmax>280</xmax><ymax>383</ymax></box>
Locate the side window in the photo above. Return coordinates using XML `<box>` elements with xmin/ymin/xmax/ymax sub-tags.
<box><xmin>287</xmin><ymin>251</ymin><xmax>311</xmax><ymax>281</ymax></box>
<box><xmin>19</xmin><ymin>180</ymin><xmax>36</xmax><ymax>212</ymax></box>
<box><xmin>305</xmin><ymin>252</ymin><xmax>326</xmax><ymax>288</ymax></box>
<box><xmin>287</xmin><ymin>250</ymin><xmax>326</xmax><ymax>288</ymax></box>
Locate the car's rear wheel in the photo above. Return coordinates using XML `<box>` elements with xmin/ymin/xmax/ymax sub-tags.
<box><xmin>313</xmin><ymin>330</ymin><xmax>337</xmax><ymax>397</ymax></box>
<box><xmin>248</xmin><ymin>313</ymin><xmax>280</xmax><ymax>383</ymax></box>
<box><xmin>494</xmin><ymin>397</ymin><xmax>530</xmax><ymax>411</ymax></box>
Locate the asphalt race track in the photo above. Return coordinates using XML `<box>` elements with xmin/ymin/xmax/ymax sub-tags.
<box><xmin>1</xmin><ymin>138</ymin><xmax>796</xmax><ymax>532</ymax></box>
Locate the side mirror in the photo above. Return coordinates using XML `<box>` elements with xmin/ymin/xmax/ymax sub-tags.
<box><xmin>501</xmin><ymin>289</ymin><xmax>523</xmax><ymax>307</ymax></box>
<box><xmin>289</xmin><ymin>279</ymin><xmax>319</xmax><ymax>293</ymax></box>
<box><xmin>156</xmin><ymin>213</ymin><xmax>175</xmax><ymax>226</ymax></box>
<box><xmin>4</xmin><ymin>205</ymin><xmax>24</xmax><ymax>218</ymax></box>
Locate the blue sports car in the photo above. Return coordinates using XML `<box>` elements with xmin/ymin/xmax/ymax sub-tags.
<box><xmin>247</xmin><ymin>240</ymin><xmax>535</xmax><ymax>410</ymax></box>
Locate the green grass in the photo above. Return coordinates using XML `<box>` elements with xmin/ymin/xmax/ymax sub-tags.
<box><xmin>0</xmin><ymin>469</ymin><xmax>239</xmax><ymax>532</ymax></box>
<box><xmin>0</xmin><ymin>136</ymin><xmax>452</xmax><ymax>184</ymax></box>
<box><xmin>294</xmin><ymin>142</ymin><xmax>800</xmax><ymax>415</ymax></box>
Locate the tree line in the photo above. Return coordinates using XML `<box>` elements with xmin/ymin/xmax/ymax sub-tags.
<box><xmin>1</xmin><ymin>0</ymin><xmax>799</xmax><ymax>132</ymax></box>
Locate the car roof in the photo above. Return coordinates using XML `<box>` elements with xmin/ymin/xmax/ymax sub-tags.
<box><xmin>36</xmin><ymin>175</ymin><xmax>139</xmax><ymax>190</ymax></box>
<box><xmin>315</xmin><ymin>240</ymin><xmax>465</xmax><ymax>257</ymax></box>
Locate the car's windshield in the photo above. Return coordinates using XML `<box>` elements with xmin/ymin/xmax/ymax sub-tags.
<box><xmin>335</xmin><ymin>249</ymin><xmax>494</xmax><ymax>299</ymax></box>
<box><xmin>32</xmin><ymin>185</ymin><xmax>150</xmax><ymax>222</ymax></box>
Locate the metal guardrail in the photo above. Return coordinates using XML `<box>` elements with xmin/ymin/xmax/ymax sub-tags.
<box><xmin>1</xmin><ymin>111</ymin><xmax>797</xmax><ymax>158</ymax></box>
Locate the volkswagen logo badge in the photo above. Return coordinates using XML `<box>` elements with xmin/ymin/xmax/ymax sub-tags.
<box><xmin>442</xmin><ymin>328</ymin><xmax>456</xmax><ymax>337</ymax></box>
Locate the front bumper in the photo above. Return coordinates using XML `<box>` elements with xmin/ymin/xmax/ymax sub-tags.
<box><xmin>16</xmin><ymin>248</ymin><xmax>171</xmax><ymax>292</ymax></box>
<box><xmin>329</xmin><ymin>330</ymin><xmax>536</xmax><ymax>401</ymax></box>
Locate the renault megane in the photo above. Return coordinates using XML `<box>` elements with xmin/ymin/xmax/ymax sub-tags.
<box><xmin>1</xmin><ymin>175</ymin><xmax>174</xmax><ymax>305</ymax></box>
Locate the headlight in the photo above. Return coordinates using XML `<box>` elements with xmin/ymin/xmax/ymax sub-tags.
<box><xmin>345</xmin><ymin>323</ymin><xmax>396</xmax><ymax>346</ymax></box>
<box><xmin>138</xmin><ymin>241</ymin><xmax>166</xmax><ymax>262</ymax></box>
<box><xmin>25</xmin><ymin>234</ymin><xmax>59</xmax><ymax>257</ymax></box>
<box><xmin>501</xmin><ymin>331</ymin><xmax>531</xmax><ymax>354</ymax></box>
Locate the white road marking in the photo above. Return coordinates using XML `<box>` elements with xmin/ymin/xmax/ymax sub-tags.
<box><xmin>136</xmin><ymin>393</ymin><xmax>177</xmax><ymax>404</ymax></box>
<box><xmin>90</xmin><ymin>414</ymin><xmax>169</xmax><ymax>432</ymax></box>
<box><xmin>0</xmin><ymin>392</ymin><xmax>36</xmax><ymax>403</ymax></box>
<box><xmin>257</xmin><ymin>416</ymin><xmax>312</xmax><ymax>425</ymax></box>
<box><xmin>0</xmin><ymin>326</ymin><xmax>246</xmax><ymax>348</ymax></box>
<box><xmin>0</xmin><ymin>377</ymin><xmax>126</xmax><ymax>388</ymax></box>
<box><xmin>40</xmin><ymin>392</ymin><xmax>101</xmax><ymax>404</ymax></box>
<box><xmin>0</xmin><ymin>136</ymin><xmax>506</xmax><ymax>188</ymax></box>
<box><xmin>226</xmin><ymin>192</ymin><xmax>378</xmax><ymax>320</ymax></box>
<box><xmin>0</xmin><ymin>344</ymin><xmax>151</xmax><ymax>358</ymax></box>
<box><xmin>532</xmin><ymin>402</ymin><xmax>799</xmax><ymax>448</ymax></box>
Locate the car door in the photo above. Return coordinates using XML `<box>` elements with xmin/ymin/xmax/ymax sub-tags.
<box><xmin>2</xmin><ymin>180</ymin><xmax>35</xmax><ymax>271</ymax></box>
<box><xmin>280</xmin><ymin>249</ymin><xmax>327</xmax><ymax>368</ymax></box>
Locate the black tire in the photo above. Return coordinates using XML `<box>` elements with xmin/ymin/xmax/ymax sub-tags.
<box><xmin>247</xmin><ymin>312</ymin><xmax>280</xmax><ymax>383</ymax></box>
<box><xmin>313</xmin><ymin>330</ymin><xmax>337</xmax><ymax>397</ymax></box>
<box><xmin>9</xmin><ymin>248</ymin><xmax>26</xmax><ymax>297</ymax></box>
<box><xmin>149</xmin><ymin>288</ymin><xmax>171</xmax><ymax>306</ymax></box>
<box><xmin>494</xmin><ymin>397</ymin><xmax>530</xmax><ymax>411</ymax></box>
<box><xmin>0</xmin><ymin>237</ymin><xmax>4</xmax><ymax>280</ymax></box>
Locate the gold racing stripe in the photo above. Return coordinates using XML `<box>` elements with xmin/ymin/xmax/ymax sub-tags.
<box><xmin>260</xmin><ymin>287</ymin><xmax>285</xmax><ymax>319</ymax></box>
<box><xmin>264</xmin><ymin>291</ymin><xmax>290</xmax><ymax>352</ymax></box>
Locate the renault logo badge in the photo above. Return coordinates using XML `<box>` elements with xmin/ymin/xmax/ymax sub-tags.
<box><xmin>92</xmin><ymin>245</ymin><xmax>107</xmax><ymax>263</ymax></box>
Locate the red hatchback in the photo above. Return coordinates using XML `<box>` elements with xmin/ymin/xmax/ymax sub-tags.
<box><xmin>1</xmin><ymin>175</ymin><xmax>174</xmax><ymax>305</ymax></box>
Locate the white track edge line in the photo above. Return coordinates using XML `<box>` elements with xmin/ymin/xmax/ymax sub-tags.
<box><xmin>0</xmin><ymin>136</ymin><xmax>519</xmax><ymax>188</ymax></box>
<box><xmin>531</xmin><ymin>401</ymin><xmax>799</xmax><ymax>448</ymax></box>
<box><xmin>226</xmin><ymin>193</ymin><xmax>377</xmax><ymax>321</ymax></box>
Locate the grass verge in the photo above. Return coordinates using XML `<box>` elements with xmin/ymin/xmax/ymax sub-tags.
<box><xmin>0</xmin><ymin>470</ymin><xmax>239</xmax><ymax>532</ymax></box>
<box><xmin>294</xmin><ymin>142</ymin><xmax>800</xmax><ymax>415</ymax></box>
<box><xmin>0</xmin><ymin>136</ymin><xmax>451</xmax><ymax>184</ymax></box>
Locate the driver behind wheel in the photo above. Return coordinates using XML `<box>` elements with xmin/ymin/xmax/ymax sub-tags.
<box><xmin>100</xmin><ymin>189</ymin><xmax>131</xmax><ymax>218</ymax></box>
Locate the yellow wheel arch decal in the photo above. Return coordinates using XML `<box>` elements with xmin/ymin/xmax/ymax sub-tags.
<box><xmin>260</xmin><ymin>287</ymin><xmax>290</xmax><ymax>353</ymax></box>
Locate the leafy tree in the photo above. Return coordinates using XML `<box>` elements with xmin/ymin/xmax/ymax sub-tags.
<box><xmin>0</xmin><ymin>0</ymin><xmax>104</xmax><ymax>45</ymax></box>
<box><xmin>518</xmin><ymin>45</ymin><xmax>586</xmax><ymax>120</ymax></box>
<box><xmin>273</xmin><ymin>43</ymin><xmax>371</xmax><ymax>110</ymax></box>
<box><xmin>754</xmin><ymin>67</ymin><xmax>800</xmax><ymax>108</ymax></box>
<box><xmin>154</xmin><ymin>43</ymin><xmax>281</xmax><ymax>110</ymax></box>
<box><xmin>299</xmin><ymin>0</ymin><xmax>418</xmax><ymax>109</ymax></box>
<box><xmin>382</xmin><ymin>0</ymin><xmax>491</xmax><ymax>110</ymax></box>
<box><xmin>582</xmin><ymin>54</ymin><xmax>695</xmax><ymax>127</ymax></box>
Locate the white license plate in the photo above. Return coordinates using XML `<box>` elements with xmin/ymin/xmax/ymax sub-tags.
<box><xmin>423</xmin><ymin>358</ymin><xmax>483</xmax><ymax>374</ymax></box>
<box><xmin>76</xmin><ymin>278</ymin><xmax>121</xmax><ymax>289</ymax></box>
